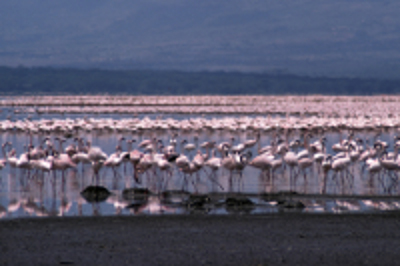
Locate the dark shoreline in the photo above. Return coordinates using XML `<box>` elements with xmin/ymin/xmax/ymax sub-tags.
<box><xmin>1</xmin><ymin>67</ymin><xmax>399</xmax><ymax>96</ymax></box>
<box><xmin>2</xmin><ymin>213</ymin><xmax>400</xmax><ymax>265</ymax></box>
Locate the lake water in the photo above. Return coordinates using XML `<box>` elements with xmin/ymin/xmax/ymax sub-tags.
<box><xmin>1</xmin><ymin>109</ymin><xmax>400</xmax><ymax>219</ymax></box>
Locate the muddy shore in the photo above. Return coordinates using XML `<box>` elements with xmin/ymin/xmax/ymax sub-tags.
<box><xmin>1</xmin><ymin>213</ymin><xmax>400</xmax><ymax>265</ymax></box>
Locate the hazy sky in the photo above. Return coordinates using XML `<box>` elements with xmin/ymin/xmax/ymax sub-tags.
<box><xmin>0</xmin><ymin>1</ymin><xmax>399</xmax><ymax>78</ymax></box>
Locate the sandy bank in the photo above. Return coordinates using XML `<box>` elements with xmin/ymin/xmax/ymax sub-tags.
<box><xmin>1</xmin><ymin>213</ymin><xmax>400</xmax><ymax>265</ymax></box>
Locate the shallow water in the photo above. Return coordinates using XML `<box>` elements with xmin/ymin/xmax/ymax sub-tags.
<box><xmin>0</xmin><ymin>110</ymin><xmax>399</xmax><ymax>219</ymax></box>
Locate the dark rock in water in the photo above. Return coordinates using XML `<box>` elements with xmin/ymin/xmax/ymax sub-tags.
<box><xmin>277</xmin><ymin>199</ymin><xmax>305</xmax><ymax>210</ymax></box>
<box><xmin>186</xmin><ymin>194</ymin><xmax>212</xmax><ymax>212</ymax></box>
<box><xmin>81</xmin><ymin>186</ymin><xmax>111</xmax><ymax>203</ymax></box>
<box><xmin>122</xmin><ymin>188</ymin><xmax>151</xmax><ymax>201</ymax></box>
<box><xmin>225</xmin><ymin>197</ymin><xmax>255</xmax><ymax>214</ymax></box>
<box><xmin>225</xmin><ymin>197</ymin><xmax>254</xmax><ymax>207</ymax></box>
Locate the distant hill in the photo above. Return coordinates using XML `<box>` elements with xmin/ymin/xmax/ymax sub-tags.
<box><xmin>0</xmin><ymin>1</ymin><xmax>400</xmax><ymax>79</ymax></box>
<box><xmin>0</xmin><ymin>67</ymin><xmax>398</xmax><ymax>95</ymax></box>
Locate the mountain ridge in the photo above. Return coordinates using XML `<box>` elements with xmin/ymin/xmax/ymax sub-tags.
<box><xmin>0</xmin><ymin>66</ymin><xmax>398</xmax><ymax>95</ymax></box>
<box><xmin>0</xmin><ymin>1</ymin><xmax>399</xmax><ymax>79</ymax></box>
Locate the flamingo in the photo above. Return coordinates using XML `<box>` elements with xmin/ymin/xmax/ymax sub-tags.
<box><xmin>204</xmin><ymin>148</ymin><xmax>224</xmax><ymax>191</ymax></box>
<box><xmin>174</xmin><ymin>138</ymin><xmax>192</xmax><ymax>181</ymax></box>
<box><xmin>3</xmin><ymin>142</ymin><xmax>18</xmax><ymax>169</ymax></box>
<box><xmin>249</xmin><ymin>150</ymin><xmax>274</xmax><ymax>192</ymax></box>
<box><xmin>180</xmin><ymin>162</ymin><xmax>201</xmax><ymax>192</ymax></box>
<box><xmin>296</xmin><ymin>155</ymin><xmax>314</xmax><ymax>193</ymax></box>
<box><xmin>330</xmin><ymin>150</ymin><xmax>353</xmax><ymax>194</ymax></box>
<box><xmin>176</xmin><ymin>142</ymin><xmax>208</xmax><ymax>193</ymax></box>
<box><xmin>296</xmin><ymin>133</ymin><xmax>312</xmax><ymax>160</ymax></box>
<box><xmin>87</xmin><ymin>140</ymin><xmax>108</xmax><ymax>162</ymax></box>
<box><xmin>51</xmin><ymin>149</ymin><xmax>77</xmax><ymax>179</ymax></box>
<box><xmin>320</xmin><ymin>155</ymin><xmax>332</xmax><ymax>194</ymax></box>
<box><xmin>182</xmin><ymin>136</ymin><xmax>198</xmax><ymax>159</ymax></box>
<box><xmin>103</xmin><ymin>145</ymin><xmax>128</xmax><ymax>178</ymax></box>
<box><xmin>64</xmin><ymin>141</ymin><xmax>77</xmax><ymax>158</ymax></box>
<box><xmin>313</xmin><ymin>137</ymin><xmax>328</xmax><ymax>175</ymax></box>
<box><xmin>380</xmin><ymin>149</ymin><xmax>400</xmax><ymax>193</ymax></box>
<box><xmin>15</xmin><ymin>145</ymin><xmax>32</xmax><ymax>172</ymax></box>
<box><xmin>154</xmin><ymin>154</ymin><xmax>174</xmax><ymax>191</ymax></box>
<box><xmin>310</xmin><ymin>136</ymin><xmax>327</xmax><ymax>154</ymax></box>
<box><xmin>127</xmin><ymin>139</ymin><xmax>144</xmax><ymax>183</ymax></box>
<box><xmin>0</xmin><ymin>143</ymin><xmax>9</xmax><ymax>170</ymax></box>
<box><xmin>86</xmin><ymin>140</ymin><xmax>108</xmax><ymax>183</ymax></box>
<box><xmin>29</xmin><ymin>155</ymin><xmax>53</xmax><ymax>176</ymax></box>
<box><xmin>221</xmin><ymin>145</ymin><xmax>237</xmax><ymax>191</ymax></box>
<box><xmin>332</xmin><ymin>131</ymin><xmax>349</xmax><ymax>153</ymax></box>
<box><xmin>243</xmin><ymin>131</ymin><xmax>261</xmax><ymax>150</ymax></box>
<box><xmin>71</xmin><ymin>151</ymin><xmax>91</xmax><ymax>168</ymax></box>
<box><xmin>283</xmin><ymin>144</ymin><xmax>298</xmax><ymax>192</ymax></box>
<box><xmin>217</xmin><ymin>140</ymin><xmax>233</xmax><ymax>155</ymax></box>
<box><xmin>229</xmin><ymin>150</ymin><xmax>251</xmax><ymax>192</ymax></box>
<box><xmin>136</xmin><ymin>147</ymin><xmax>157</xmax><ymax>188</ymax></box>
<box><xmin>365</xmin><ymin>156</ymin><xmax>383</xmax><ymax>194</ymax></box>
<box><xmin>28</xmin><ymin>137</ymin><xmax>48</xmax><ymax>160</ymax></box>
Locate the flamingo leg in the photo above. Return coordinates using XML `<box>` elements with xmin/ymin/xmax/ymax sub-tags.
<box><xmin>271</xmin><ymin>169</ymin><xmax>276</xmax><ymax>193</ymax></box>
<box><xmin>206</xmin><ymin>170</ymin><xmax>224</xmax><ymax>191</ymax></box>
<box><xmin>388</xmin><ymin>171</ymin><xmax>399</xmax><ymax>194</ymax></box>
<box><xmin>321</xmin><ymin>172</ymin><xmax>328</xmax><ymax>194</ymax></box>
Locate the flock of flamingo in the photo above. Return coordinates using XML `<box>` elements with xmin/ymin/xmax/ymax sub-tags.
<box><xmin>1</xmin><ymin>95</ymin><xmax>400</xmax><ymax>218</ymax></box>
<box><xmin>1</xmin><ymin>126</ymin><xmax>399</xmax><ymax>196</ymax></box>
<box><xmin>2</xmin><ymin>95</ymin><xmax>400</xmax><ymax>118</ymax></box>
<box><xmin>1</xmin><ymin>112</ymin><xmax>400</xmax><ymax>135</ymax></box>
